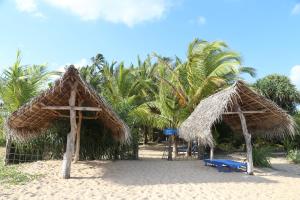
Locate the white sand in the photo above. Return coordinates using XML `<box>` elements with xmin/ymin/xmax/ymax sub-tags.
<box><xmin>1</xmin><ymin>148</ymin><xmax>300</xmax><ymax>200</ymax></box>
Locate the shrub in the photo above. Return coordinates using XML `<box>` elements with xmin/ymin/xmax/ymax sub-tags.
<box><xmin>287</xmin><ymin>149</ymin><xmax>300</xmax><ymax>164</ymax></box>
<box><xmin>0</xmin><ymin>133</ymin><xmax>5</xmax><ymax>147</ymax></box>
<box><xmin>253</xmin><ymin>147</ymin><xmax>272</xmax><ymax>167</ymax></box>
<box><xmin>6</xmin><ymin>119</ymin><xmax>139</xmax><ymax>164</ymax></box>
<box><xmin>217</xmin><ymin>143</ymin><xmax>236</xmax><ymax>152</ymax></box>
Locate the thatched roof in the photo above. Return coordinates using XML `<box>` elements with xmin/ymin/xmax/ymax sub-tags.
<box><xmin>179</xmin><ymin>81</ymin><xmax>296</xmax><ymax>146</ymax></box>
<box><xmin>6</xmin><ymin>66</ymin><xmax>130</xmax><ymax>143</ymax></box>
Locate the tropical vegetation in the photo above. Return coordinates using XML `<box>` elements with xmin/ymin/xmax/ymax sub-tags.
<box><xmin>0</xmin><ymin>38</ymin><xmax>299</xmax><ymax>164</ymax></box>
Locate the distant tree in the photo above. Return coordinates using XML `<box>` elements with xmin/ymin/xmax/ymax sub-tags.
<box><xmin>254</xmin><ymin>74</ymin><xmax>300</xmax><ymax>114</ymax></box>
<box><xmin>79</xmin><ymin>53</ymin><xmax>106</xmax><ymax>92</ymax></box>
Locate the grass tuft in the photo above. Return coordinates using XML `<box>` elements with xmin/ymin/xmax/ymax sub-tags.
<box><xmin>253</xmin><ymin>146</ymin><xmax>272</xmax><ymax>168</ymax></box>
<box><xmin>0</xmin><ymin>148</ymin><xmax>39</xmax><ymax>186</ymax></box>
<box><xmin>287</xmin><ymin>149</ymin><xmax>300</xmax><ymax>164</ymax></box>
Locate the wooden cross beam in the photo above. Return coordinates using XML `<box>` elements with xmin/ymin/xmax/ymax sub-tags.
<box><xmin>57</xmin><ymin>114</ymin><xmax>99</xmax><ymax>120</ymax></box>
<box><xmin>42</xmin><ymin>106</ymin><xmax>102</xmax><ymax>112</ymax></box>
<box><xmin>223</xmin><ymin>110</ymin><xmax>266</xmax><ymax>115</ymax></box>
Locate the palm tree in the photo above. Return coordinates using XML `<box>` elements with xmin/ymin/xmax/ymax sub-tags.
<box><xmin>253</xmin><ymin>74</ymin><xmax>300</xmax><ymax>114</ymax></box>
<box><xmin>79</xmin><ymin>54</ymin><xmax>106</xmax><ymax>92</ymax></box>
<box><xmin>0</xmin><ymin>50</ymin><xmax>59</xmax><ymax>158</ymax></box>
<box><xmin>159</xmin><ymin>39</ymin><xmax>256</xmax><ymax>112</ymax></box>
<box><xmin>130</xmin><ymin>58</ymin><xmax>185</xmax><ymax>158</ymax></box>
<box><xmin>0</xmin><ymin>50</ymin><xmax>58</xmax><ymax>112</ymax></box>
<box><xmin>132</xmin><ymin>39</ymin><xmax>256</xmax><ymax>159</ymax></box>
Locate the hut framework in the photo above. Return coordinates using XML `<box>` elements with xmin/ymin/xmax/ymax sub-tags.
<box><xmin>5</xmin><ymin>66</ymin><xmax>130</xmax><ymax>179</ymax></box>
<box><xmin>179</xmin><ymin>81</ymin><xmax>296</xmax><ymax>174</ymax></box>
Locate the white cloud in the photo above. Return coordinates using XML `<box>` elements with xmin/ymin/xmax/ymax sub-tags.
<box><xmin>292</xmin><ymin>3</ymin><xmax>300</xmax><ymax>15</ymax></box>
<box><xmin>17</xmin><ymin>0</ymin><xmax>170</xmax><ymax>27</ymax></box>
<box><xmin>197</xmin><ymin>16</ymin><xmax>206</xmax><ymax>25</ymax></box>
<box><xmin>290</xmin><ymin>65</ymin><xmax>300</xmax><ymax>89</ymax></box>
<box><xmin>189</xmin><ymin>16</ymin><xmax>207</xmax><ymax>26</ymax></box>
<box><xmin>15</xmin><ymin>0</ymin><xmax>46</xmax><ymax>18</ymax></box>
<box><xmin>15</xmin><ymin>0</ymin><xmax>37</xmax><ymax>12</ymax></box>
<box><xmin>56</xmin><ymin>58</ymin><xmax>89</xmax><ymax>73</ymax></box>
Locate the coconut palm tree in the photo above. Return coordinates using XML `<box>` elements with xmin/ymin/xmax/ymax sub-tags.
<box><xmin>160</xmin><ymin>39</ymin><xmax>256</xmax><ymax>111</ymax></box>
<box><xmin>0</xmin><ymin>50</ymin><xmax>58</xmax><ymax>112</ymax></box>
<box><xmin>0</xmin><ymin>50</ymin><xmax>59</xmax><ymax>144</ymax></box>
<box><xmin>129</xmin><ymin>58</ymin><xmax>186</xmax><ymax>158</ymax></box>
<box><xmin>79</xmin><ymin>54</ymin><xmax>105</xmax><ymax>92</ymax></box>
<box><xmin>131</xmin><ymin>39</ymin><xmax>256</xmax><ymax>159</ymax></box>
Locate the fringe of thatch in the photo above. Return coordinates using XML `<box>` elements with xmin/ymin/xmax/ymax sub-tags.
<box><xmin>178</xmin><ymin>81</ymin><xmax>297</xmax><ymax>146</ymax></box>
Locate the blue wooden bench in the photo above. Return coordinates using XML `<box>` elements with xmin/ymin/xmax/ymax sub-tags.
<box><xmin>204</xmin><ymin>159</ymin><xmax>247</xmax><ymax>172</ymax></box>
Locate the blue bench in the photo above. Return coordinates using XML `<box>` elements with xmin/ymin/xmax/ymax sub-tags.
<box><xmin>204</xmin><ymin>159</ymin><xmax>247</xmax><ymax>172</ymax></box>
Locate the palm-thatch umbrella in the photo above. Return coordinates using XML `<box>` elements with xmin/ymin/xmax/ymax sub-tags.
<box><xmin>5</xmin><ymin>66</ymin><xmax>130</xmax><ymax>179</ymax></box>
<box><xmin>179</xmin><ymin>80</ymin><xmax>296</xmax><ymax>174</ymax></box>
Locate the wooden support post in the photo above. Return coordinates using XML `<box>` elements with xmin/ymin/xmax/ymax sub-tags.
<box><xmin>73</xmin><ymin>110</ymin><xmax>82</xmax><ymax>163</ymax></box>
<box><xmin>237</xmin><ymin>106</ymin><xmax>254</xmax><ymax>175</ymax></box>
<box><xmin>62</xmin><ymin>82</ymin><xmax>77</xmax><ymax>179</ymax></box>
<box><xmin>4</xmin><ymin>134</ymin><xmax>12</xmax><ymax>165</ymax></box>
<box><xmin>186</xmin><ymin>141</ymin><xmax>192</xmax><ymax>157</ymax></box>
<box><xmin>172</xmin><ymin>135</ymin><xmax>178</xmax><ymax>158</ymax></box>
<box><xmin>167</xmin><ymin>136</ymin><xmax>172</xmax><ymax>161</ymax></box>
<box><xmin>197</xmin><ymin>139</ymin><xmax>202</xmax><ymax>160</ymax></box>
<box><xmin>210</xmin><ymin>146</ymin><xmax>214</xmax><ymax>160</ymax></box>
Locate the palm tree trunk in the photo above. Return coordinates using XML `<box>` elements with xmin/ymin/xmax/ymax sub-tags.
<box><xmin>143</xmin><ymin>126</ymin><xmax>148</xmax><ymax>145</ymax></box>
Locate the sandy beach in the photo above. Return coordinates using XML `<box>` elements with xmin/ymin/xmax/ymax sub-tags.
<box><xmin>1</xmin><ymin>146</ymin><xmax>300</xmax><ymax>200</ymax></box>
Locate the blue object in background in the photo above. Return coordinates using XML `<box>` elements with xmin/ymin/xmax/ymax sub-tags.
<box><xmin>163</xmin><ymin>128</ymin><xmax>177</xmax><ymax>136</ymax></box>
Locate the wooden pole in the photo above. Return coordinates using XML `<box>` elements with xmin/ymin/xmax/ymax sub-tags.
<box><xmin>186</xmin><ymin>141</ymin><xmax>192</xmax><ymax>157</ymax></box>
<box><xmin>197</xmin><ymin>138</ymin><xmax>202</xmax><ymax>160</ymax></box>
<box><xmin>210</xmin><ymin>146</ymin><xmax>214</xmax><ymax>160</ymax></box>
<box><xmin>167</xmin><ymin>136</ymin><xmax>172</xmax><ymax>161</ymax></box>
<box><xmin>42</xmin><ymin>106</ymin><xmax>101</xmax><ymax>111</ymax></box>
<box><xmin>62</xmin><ymin>82</ymin><xmax>77</xmax><ymax>179</ymax></box>
<box><xmin>73</xmin><ymin>110</ymin><xmax>82</xmax><ymax>163</ymax></box>
<box><xmin>237</xmin><ymin>106</ymin><xmax>254</xmax><ymax>175</ymax></box>
<box><xmin>172</xmin><ymin>135</ymin><xmax>178</xmax><ymax>158</ymax></box>
<box><xmin>4</xmin><ymin>134</ymin><xmax>12</xmax><ymax>165</ymax></box>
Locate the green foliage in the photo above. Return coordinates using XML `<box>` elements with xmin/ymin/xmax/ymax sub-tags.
<box><xmin>0</xmin><ymin>39</ymin><xmax>258</xmax><ymax>162</ymax></box>
<box><xmin>0</xmin><ymin>164</ymin><xmax>37</xmax><ymax>185</ymax></box>
<box><xmin>253</xmin><ymin>146</ymin><xmax>272</xmax><ymax>168</ymax></box>
<box><xmin>287</xmin><ymin>149</ymin><xmax>300</xmax><ymax>164</ymax></box>
<box><xmin>214</xmin><ymin>122</ymin><xmax>244</xmax><ymax>150</ymax></box>
<box><xmin>0</xmin><ymin>50</ymin><xmax>60</xmax><ymax>150</ymax></box>
<box><xmin>0</xmin><ymin>50</ymin><xmax>59</xmax><ymax>112</ymax></box>
<box><xmin>11</xmin><ymin>120</ymin><xmax>69</xmax><ymax>161</ymax></box>
<box><xmin>158</xmin><ymin>39</ymin><xmax>256</xmax><ymax>111</ymax></box>
<box><xmin>254</xmin><ymin>74</ymin><xmax>300</xmax><ymax>114</ymax></box>
<box><xmin>0</xmin><ymin>123</ymin><xmax>5</xmax><ymax>147</ymax></box>
<box><xmin>79</xmin><ymin>53</ymin><xmax>105</xmax><ymax>92</ymax></box>
<box><xmin>217</xmin><ymin>143</ymin><xmax>236</xmax><ymax>152</ymax></box>
<box><xmin>10</xmin><ymin>119</ymin><xmax>138</xmax><ymax>163</ymax></box>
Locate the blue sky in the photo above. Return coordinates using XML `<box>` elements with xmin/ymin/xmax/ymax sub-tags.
<box><xmin>1</xmin><ymin>0</ymin><xmax>300</xmax><ymax>87</ymax></box>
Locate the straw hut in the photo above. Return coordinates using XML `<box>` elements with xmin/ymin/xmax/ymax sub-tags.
<box><xmin>179</xmin><ymin>80</ymin><xmax>296</xmax><ymax>174</ymax></box>
<box><xmin>5</xmin><ymin>66</ymin><xmax>130</xmax><ymax>179</ymax></box>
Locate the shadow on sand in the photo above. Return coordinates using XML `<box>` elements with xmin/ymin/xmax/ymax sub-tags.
<box><xmin>71</xmin><ymin>159</ymin><xmax>280</xmax><ymax>185</ymax></box>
